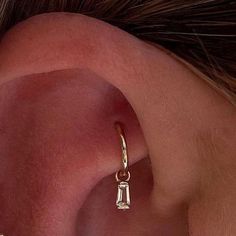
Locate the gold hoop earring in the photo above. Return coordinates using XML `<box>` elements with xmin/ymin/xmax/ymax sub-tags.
<box><xmin>115</xmin><ymin>122</ymin><xmax>131</xmax><ymax>210</ymax></box>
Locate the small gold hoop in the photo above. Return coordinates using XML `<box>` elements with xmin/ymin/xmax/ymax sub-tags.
<box><xmin>115</xmin><ymin>122</ymin><xmax>129</xmax><ymax>174</ymax></box>
<box><xmin>114</xmin><ymin>122</ymin><xmax>131</xmax><ymax>210</ymax></box>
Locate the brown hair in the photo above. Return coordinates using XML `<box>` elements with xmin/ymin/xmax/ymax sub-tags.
<box><xmin>0</xmin><ymin>0</ymin><xmax>236</xmax><ymax>104</ymax></box>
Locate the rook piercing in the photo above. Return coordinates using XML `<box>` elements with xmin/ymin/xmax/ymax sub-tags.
<box><xmin>115</xmin><ymin>122</ymin><xmax>131</xmax><ymax>210</ymax></box>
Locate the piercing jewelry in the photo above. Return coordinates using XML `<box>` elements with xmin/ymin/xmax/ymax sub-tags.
<box><xmin>115</xmin><ymin>122</ymin><xmax>131</xmax><ymax>210</ymax></box>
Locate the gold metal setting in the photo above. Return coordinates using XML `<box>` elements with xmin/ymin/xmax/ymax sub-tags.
<box><xmin>115</xmin><ymin>122</ymin><xmax>131</xmax><ymax>210</ymax></box>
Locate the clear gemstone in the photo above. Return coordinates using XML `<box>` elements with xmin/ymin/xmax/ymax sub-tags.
<box><xmin>116</xmin><ymin>181</ymin><xmax>130</xmax><ymax>210</ymax></box>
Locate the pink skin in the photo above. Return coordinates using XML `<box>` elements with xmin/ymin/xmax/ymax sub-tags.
<box><xmin>0</xmin><ymin>13</ymin><xmax>235</xmax><ymax>235</ymax></box>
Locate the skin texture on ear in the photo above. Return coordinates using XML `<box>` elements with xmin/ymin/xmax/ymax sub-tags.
<box><xmin>0</xmin><ymin>69</ymin><xmax>149</xmax><ymax>235</ymax></box>
<box><xmin>0</xmin><ymin>12</ymin><xmax>235</xmax><ymax>236</ymax></box>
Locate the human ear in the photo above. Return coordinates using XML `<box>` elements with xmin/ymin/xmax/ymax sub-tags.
<box><xmin>0</xmin><ymin>12</ymin><xmax>235</xmax><ymax>236</ymax></box>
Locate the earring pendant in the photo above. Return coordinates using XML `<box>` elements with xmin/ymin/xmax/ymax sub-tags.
<box><xmin>115</xmin><ymin>123</ymin><xmax>131</xmax><ymax>210</ymax></box>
